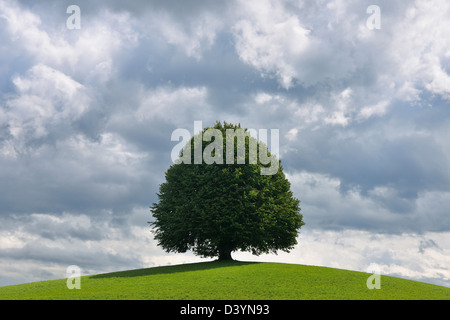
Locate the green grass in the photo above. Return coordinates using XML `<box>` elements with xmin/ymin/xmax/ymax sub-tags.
<box><xmin>0</xmin><ymin>261</ymin><xmax>448</xmax><ymax>300</ymax></box>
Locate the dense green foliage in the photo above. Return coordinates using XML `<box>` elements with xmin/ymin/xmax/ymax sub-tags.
<box><xmin>0</xmin><ymin>261</ymin><xmax>448</xmax><ymax>300</ymax></box>
<box><xmin>151</xmin><ymin>122</ymin><xmax>303</xmax><ymax>260</ymax></box>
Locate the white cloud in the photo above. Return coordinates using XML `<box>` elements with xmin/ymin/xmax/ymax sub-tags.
<box><xmin>385</xmin><ymin>0</ymin><xmax>450</xmax><ymax>101</ymax></box>
<box><xmin>293</xmin><ymin>103</ymin><xmax>324</xmax><ymax>125</ymax></box>
<box><xmin>0</xmin><ymin>0</ymin><xmax>138</xmax><ymax>80</ymax></box>
<box><xmin>232</xmin><ymin>0</ymin><xmax>311</xmax><ymax>89</ymax></box>
<box><xmin>318</xmin><ymin>88</ymin><xmax>353</xmax><ymax>127</ymax></box>
<box><xmin>254</xmin><ymin>92</ymin><xmax>273</xmax><ymax>105</ymax></box>
<box><xmin>285</xmin><ymin>128</ymin><xmax>298</xmax><ymax>142</ymax></box>
<box><xmin>358</xmin><ymin>100</ymin><xmax>390</xmax><ymax>120</ymax></box>
<box><xmin>424</xmin><ymin>61</ymin><xmax>450</xmax><ymax>99</ymax></box>
<box><xmin>231</xmin><ymin>0</ymin><xmax>450</xmax><ymax>119</ymax></box>
<box><xmin>0</xmin><ymin>64</ymin><xmax>90</xmax><ymax>156</ymax></box>
<box><xmin>136</xmin><ymin>86</ymin><xmax>209</xmax><ymax>123</ymax></box>
<box><xmin>149</xmin><ymin>10</ymin><xmax>221</xmax><ymax>60</ymax></box>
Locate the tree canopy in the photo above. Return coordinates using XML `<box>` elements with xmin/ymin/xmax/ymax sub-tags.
<box><xmin>150</xmin><ymin>121</ymin><xmax>304</xmax><ymax>260</ymax></box>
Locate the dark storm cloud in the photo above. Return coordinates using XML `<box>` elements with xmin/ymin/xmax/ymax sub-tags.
<box><xmin>0</xmin><ymin>140</ymin><xmax>155</xmax><ymax>216</ymax></box>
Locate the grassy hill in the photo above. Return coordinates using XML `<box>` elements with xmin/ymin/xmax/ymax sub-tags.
<box><xmin>0</xmin><ymin>261</ymin><xmax>448</xmax><ymax>300</ymax></box>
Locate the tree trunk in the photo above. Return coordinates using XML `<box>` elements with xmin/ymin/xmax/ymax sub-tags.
<box><xmin>218</xmin><ymin>247</ymin><xmax>233</xmax><ymax>261</ymax></box>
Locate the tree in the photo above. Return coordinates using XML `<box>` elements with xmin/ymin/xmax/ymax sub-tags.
<box><xmin>150</xmin><ymin>121</ymin><xmax>304</xmax><ymax>261</ymax></box>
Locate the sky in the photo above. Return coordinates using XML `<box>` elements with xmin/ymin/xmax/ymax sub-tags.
<box><xmin>0</xmin><ymin>0</ymin><xmax>449</xmax><ymax>288</ymax></box>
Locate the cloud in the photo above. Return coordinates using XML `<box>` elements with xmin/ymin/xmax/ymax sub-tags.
<box><xmin>357</xmin><ymin>100</ymin><xmax>390</xmax><ymax>120</ymax></box>
<box><xmin>387</xmin><ymin>0</ymin><xmax>450</xmax><ymax>101</ymax></box>
<box><xmin>232</xmin><ymin>0</ymin><xmax>312</xmax><ymax>89</ymax></box>
<box><xmin>286</xmin><ymin>170</ymin><xmax>450</xmax><ymax>233</ymax></box>
<box><xmin>135</xmin><ymin>86</ymin><xmax>209</xmax><ymax>124</ymax></box>
<box><xmin>0</xmin><ymin>64</ymin><xmax>94</xmax><ymax>165</ymax></box>
<box><xmin>0</xmin><ymin>0</ymin><xmax>138</xmax><ymax>80</ymax></box>
<box><xmin>146</xmin><ymin>9</ymin><xmax>222</xmax><ymax>60</ymax></box>
<box><xmin>0</xmin><ymin>132</ymin><xmax>151</xmax><ymax>216</ymax></box>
